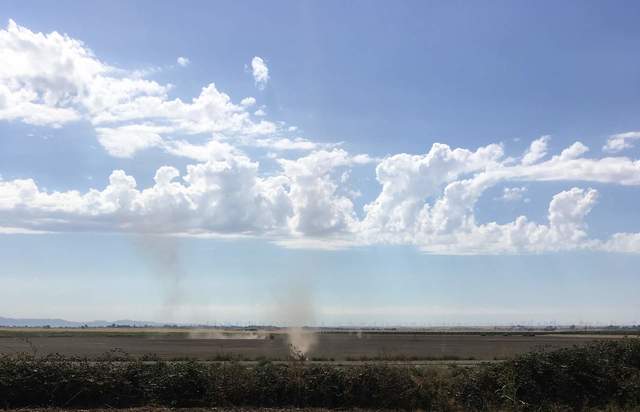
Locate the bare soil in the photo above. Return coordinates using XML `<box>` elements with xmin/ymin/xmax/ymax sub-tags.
<box><xmin>0</xmin><ymin>328</ymin><xmax>631</xmax><ymax>361</ymax></box>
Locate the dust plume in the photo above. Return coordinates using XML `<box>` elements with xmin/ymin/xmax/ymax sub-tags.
<box><xmin>134</xmin><ymin>235</ymin><xmax>185</xmax><ymax>321</ymax></box>
<box><xmin>286</xmin><ymin>326</ymin><xmax>317</xmax><ymax>359</ymax></box>
<box><xmin>188</xmin><ymin>330</ymin><xmax>268</xmax><ymax>340</ymax></box>
<box><xmin>273</xmin><ymin>277</ymin><xmax>318</xmax><ymax>359</ymax></box>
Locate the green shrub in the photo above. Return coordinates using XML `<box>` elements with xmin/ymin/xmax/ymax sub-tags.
<box><xmin>455</xmin><ymin>339</ymin><xmax>640</xmax><ymax>411</ymax></box>
<box><xmin>0</xmin><ymin>339</ymin><xmax>638</xmax><ymax>410</ymax></box>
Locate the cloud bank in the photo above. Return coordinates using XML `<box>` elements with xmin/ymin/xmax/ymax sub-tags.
<box><xmin>2</xmin><ymin>20</ymin><xmax>640</xmax><ymax>255</ymax></box>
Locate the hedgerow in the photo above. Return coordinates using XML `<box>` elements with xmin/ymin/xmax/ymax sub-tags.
<box><xmin>0</xmin><ymin>339</ymin><xmax>638</xmax><ymax>410</ymax></box>
<box><xmin>454</xmin><ymin>339</ymin><xmax>640</xmax><ymax>411</ymax></box>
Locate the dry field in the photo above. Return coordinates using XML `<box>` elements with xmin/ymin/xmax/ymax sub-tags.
<box><xmin>0</xmin><ymin>328</ymin><xmax>633</xmax><ymax>362</ymax></box>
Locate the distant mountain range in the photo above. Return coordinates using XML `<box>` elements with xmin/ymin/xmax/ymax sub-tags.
<box><xmin>0</xmin><ymin>316</ymin><xmax>170</xmax><ymax>328</ymax></box>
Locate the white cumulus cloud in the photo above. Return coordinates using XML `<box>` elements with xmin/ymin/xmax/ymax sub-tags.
<box><xmin>0</xmin><ymin>21</ymin><xmax>313</xmax><ymax>157</ymax></box>
<box><xmin>1</xmin><ymin>138</ymin><xmax>640</xmax><ymax>254</ymax></box>
<box><xmin>603</xmin><ymin>131</ymin><xmax>640</xmax><ymax>153</ymax></box>
<box><xmin>240</xmin><ymin>96</ymin><xmax>256</xmax><ymax>107</ymax></box>
<box><xmin>250</xmin><ymin>56</ymin><xmax>269</xmax><ymax>90</ymax></box>
<box><xmin>2</xmin><ymin>21</ymin><xmax>640</xmax><ymax>255</ymax></box>
<box><xmin>500</xmin><ymin>187</ymin><xmax>529</xmax><ymax>202</ymax></box>
<box><xmin>521</xmin><ymin>135</ymin><xmax>550</xmax><ymax>165</ymax></box>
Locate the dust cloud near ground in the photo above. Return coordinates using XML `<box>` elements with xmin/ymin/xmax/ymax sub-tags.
<box><xmin>187</xmin><ymin>330</ymin><xmax>268</xmax><ymax>340</ymax></box>
<box><xmin>285</xmin><ymin>327</ymin><xmax>317</xmax><ymax>359</ymax></box>
<box><xmin>271</xmin><ymin>277</ymin><xmax>318</xmax><ymax>359</ymax></box>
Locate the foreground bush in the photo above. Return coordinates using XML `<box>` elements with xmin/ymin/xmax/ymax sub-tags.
<box><xmin>455</xmin><ymin>339</ymin><xmax>640</xmax><ymax>411</ymax></box>
<box><xmin>0</xmin><ymin>339</ymin><xmax>639</xmax><ymax>410</ymax></box>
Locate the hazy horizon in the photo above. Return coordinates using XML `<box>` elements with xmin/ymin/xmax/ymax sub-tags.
<box><xmin>2</xmin><ymin>314</ymin><xmax>638</xmax><ymax>328</ymax></box>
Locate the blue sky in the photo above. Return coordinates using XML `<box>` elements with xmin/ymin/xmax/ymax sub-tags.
<box><xmin>1</xmin><ymin>1</ymin><xmax>639</xmax><ymax>325</ymax></box>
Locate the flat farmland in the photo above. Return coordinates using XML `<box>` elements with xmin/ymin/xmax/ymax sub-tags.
<box><xmin>0</xmin><ymin>328</ymin><xmax>634</xmax><ymax>362</ymax></box>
